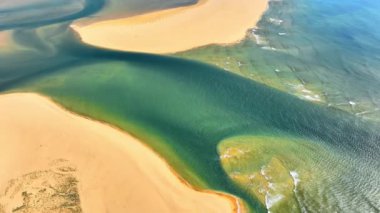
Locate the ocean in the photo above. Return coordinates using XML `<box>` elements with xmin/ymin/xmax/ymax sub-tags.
<box><xmin>178</xmin><ymin>0</ymin><xmax>380</xmax><ymax>122</ymax></box>
<box><xmin>0</xmin><ymin>0</ymin><xmax>379</xmax><ymax>212</ymax></box>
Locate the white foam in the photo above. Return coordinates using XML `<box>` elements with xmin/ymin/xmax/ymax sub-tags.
<box><xmin>251</xmin><ymin>33</ymin><xmax>265</xmax><ymax>45</ymax></box>
<box><xmin>268</xmin><ymin>18</ymin><xmax>284</xmax><ymax>25</ymax></box>
<box><xmin>278</xmin><ymin>32</ymin><xmax>287</xmax><ymax>36</ymax></box>
<box><xmin>268</xmin><ymin>182</ymin><xmax>276</xmax><ymax>190</ymax></box>
<box><xmin>261</xmin><ymin>46</ymin><xmax>277</xmax><ymax>51</ymax></box>
<box><xmin>249</xmin><ymin>28</ymin><xmax>267</xmax><ymax>45</ymax></box>
<box><xmin>290</xmin><ymin>171</ymin><xmax>300</xmax><ymax>187</ymax></box>
<box><xmin>265</xmin><ymin>193</ymin><xmax>284</xmax><ymax>209</ymax></box>
<box><xmin>290</xmin><ymin>171</ymin><xmax>308</xmax><ymax>212</ymax></box>
<box><xmin>301</xmin><ymin>89</ymin><xmax>312</xmax><ymax>94</ymax></box>
<box><xmin>303</xmin><ymin>95</ymin><xmax>321</xmax><ymax>102</ymax></box>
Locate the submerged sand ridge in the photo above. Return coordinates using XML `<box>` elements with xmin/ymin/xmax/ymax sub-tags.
<box><xmin>0</xmin><ymin>93</ymin><xmax>236</xmax><ymax>213</ymax></box>
<box><xmin>72</xmin><ymin>0</ymin><xmax>268</xmax><ymax>54</ymax></box>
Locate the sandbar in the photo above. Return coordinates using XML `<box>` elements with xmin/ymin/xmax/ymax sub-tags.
<box><xmin>0</xmin><ymin>93</ymin><xmax>236</xmax><ymax>212</ymax></box>
<box><xmin>72</xmin><ymin>0</ymin><xmax>268</xmax><ymax>54</ymax></box>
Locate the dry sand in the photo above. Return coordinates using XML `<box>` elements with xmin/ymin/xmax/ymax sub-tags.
<box><xmin>0</xmin><ymin>93</ymin><xmax>236</xmax><ymax>213</ymax></box>
<box><xmin>72</xmin><ymin>0</ymin><xmax>268</xmax><ymax>54</ymax></box>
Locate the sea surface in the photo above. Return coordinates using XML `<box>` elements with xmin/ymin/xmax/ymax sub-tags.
<box><xmin>0</xmin><ymin>0</ymin><xmax>379</xmax><ymax>212</ymax></box>
<box><xmin>178</xmin><ymin>0</ymin><xmax>380</xmax><ymax>121</ymax></box>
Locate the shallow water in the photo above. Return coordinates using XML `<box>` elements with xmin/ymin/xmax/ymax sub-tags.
<box><xmin>0</xmin><ymin>0</ymin><xmax>379</xmax><ymax>212</ymax></box>
<box><xmin>177</xmin><ymin>0</ymin><xmax>380</xmax><ymax>122</ymax></box>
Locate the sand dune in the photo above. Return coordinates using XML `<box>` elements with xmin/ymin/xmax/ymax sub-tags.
<box><xmin>0</xmin><ymin>93</ymin><xmax>236</xmax><ymax>213</ymax></box>
<box><xmin>72</xmin><ymin>0</ymin><xmax>268</xmax><ymax>53</ymax></box>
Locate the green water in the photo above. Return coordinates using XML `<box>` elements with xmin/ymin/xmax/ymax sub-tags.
<box><xmin>218</xmin><ymin>135</ymin><xmax>366</xmax><ymax>212</ymax></box>
<box><xmin>4</xmin><ymin>36</ymin><xmax>378</xmax><ymax>211</ymax></box>
<box><xmin>1</xmin><ymin>0</ymin><xmax>380</xmax><ymax>212</ymax></box>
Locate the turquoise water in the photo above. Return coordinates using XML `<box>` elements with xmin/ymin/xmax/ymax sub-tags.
<box><xmin>1</xmin><ymin>0</ymin><xmax>380</xmax><ymax>212</ymax></box>
<box><xmin>178</xmin><ymin>0</ymin><xmax>380</xmax><ymax>121</ymax></box>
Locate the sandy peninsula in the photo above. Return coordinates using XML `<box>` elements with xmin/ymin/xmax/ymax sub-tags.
<box><xmin>72</xmin><ymin>0</ymin><xmax>268</xmax><ymax>54</ymax></box>
<box><xmin>0</xmin><ymin>93</ymin><xmax>236</xmax><ymax>212</ymax></box>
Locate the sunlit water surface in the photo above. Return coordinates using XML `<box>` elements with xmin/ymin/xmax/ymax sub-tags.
<box><xmin>0</xmin><ymin>0</ymin><xmax>379</xmax><ymax>212</ymax></box>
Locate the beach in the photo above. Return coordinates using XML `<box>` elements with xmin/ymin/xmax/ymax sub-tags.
<box><xmin>0</xmin><ymin>93</ymin><xmax>236</xmax><ymax>213</ymax></box>
<box><xmin>72</xmin><ymin>0</ymin><xmax>268</xmax><ymax>53</ymax></box>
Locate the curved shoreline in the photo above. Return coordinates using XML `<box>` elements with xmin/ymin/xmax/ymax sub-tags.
<box><xmin>71</xmin><ymin>0</ymin><xmax>268</xmax><ymax>54</ymax></box>
<box><xmin>0</xmin><ymin>93</ymin><xmax>239</xmax><ymax>213</ymax></box>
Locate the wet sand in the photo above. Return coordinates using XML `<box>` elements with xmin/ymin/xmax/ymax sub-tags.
<box><xmin>72</xmin><ymin>0</ymin><xmax>268</xmax><ymax>54</ymax></box>
<box><xmin>0</xmin><ymin>93</ymin><xmax>236</xmax><ymax>213</ymax></box>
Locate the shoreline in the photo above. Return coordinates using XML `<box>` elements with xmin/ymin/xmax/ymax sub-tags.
<box><xmin>71</xmin><ymin>0</ymin><xmax>268</xmax><ymax>54</ymax></box>
<box><xmin>0</xmin><ymin>93</ymin><xmax>240</xmax><ymax>212</ymax></box>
